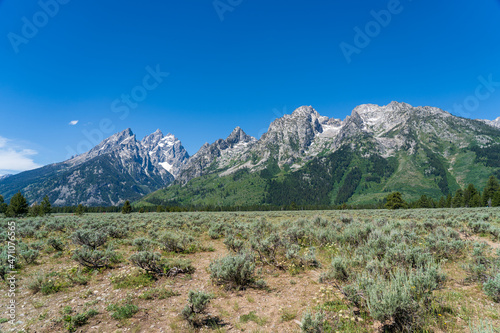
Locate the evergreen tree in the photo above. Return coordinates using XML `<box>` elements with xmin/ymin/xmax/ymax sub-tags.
<box><xmin>482</xmin><ymin>175</ymin><xmax>500</xmax><ymax>207</ymax></box>
<box><xmin>122</xmin><ymin>200</ymin><xmax>132</xmax><ymax>214</ymax></box>
<box><xmin>28</xmin><ymin>203</ymin><xmax>42</xmax><ymax>217</ymax></box>
<box><xmin>0</xmin><ymin>195</ymin><xmax>7</xmax><ymax>214</ymax></box>
<box><xmin>463</xmin><ymin>184</ymin><xmax>478</xmax><ymax>207</ymax></box>
<box><xmin>7</xmin><ymin>192</ymin><xmax>29</xmax><ymax>217</ymax></box>
<box><xmin>438</xmin><ymin>196</ymin><xmax>446</xmax><ymax>208</ymax></box>
<box><xmin>470</xmin><ymin>193</ymin><xmax>482</xmax><ymax>208</ymax></box>
<box><xmin>492</xmin><ymin>191</ymin><xmax>500</xmax><ymax>207</ymax></box>
<box><xmin>385</xmin><ymin>192</ymin><xmax>407</xmax><ymax>210</ymax></box>
<box><xmin>75</xmin><ymin>204</ymin><xmax>85</xmax><ymax>216</ymax></box>
<box><xmin>40</xmin><ymin>196</ymin><xmax>52</xmax><ymax>216</ymax></box>
<box><xmin>452</xmin><ymin>189</ymin><xmax>464</xmax><ymax>208</ymax></box>
<box><xmin>446</xmin><ymin>194</ymin><xmax>452</xmax><ymax>208</ymax></box>
<box><xmin>416</xmin><ymin>195</ymin><xmax>433</xmax><ymax>208</ymax></box>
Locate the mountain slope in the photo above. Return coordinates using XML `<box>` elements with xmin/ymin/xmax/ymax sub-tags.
<box><xmin>139</xmin><ymin>102</ymin><xmax>500</xmax><ymax>207</ymax></box>
<box><xmin>176</xmin><ymin>127</ymin><xmax>257</xmax><ymax>183</ymax></box>
<box><xmin>0</xmin><ymin>129</ymin><xmax>189</xmax><ymax>206</ymax></box>
<box><xmin>482</xmin><ymin>117</ymin><xmax>500</xmax><ymax>129</ymax></box>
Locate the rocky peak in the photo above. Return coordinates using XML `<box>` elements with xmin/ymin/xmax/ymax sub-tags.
<box><xmin>141</xmin><ymin>129</ymin><xmax>164</xmax><ymax>147</ymax></box>
<box><xmin>482</xmin><ymin>117</ymin><xmax>500</xmax><ymax>129</ymax></box>
<box><xmin>226</xmin><ymin>127</ymin><xmax>255</xmax><ymax>146</ymax></box>
<box><xmin>291</xmin><ymin>105</ymin><xmax>320</xmax><ymax>119</ymax></box>
<box><xmin>491</xmin><ymin>117</ymin><xmax>500</xmax><ymax>128</ymax></box>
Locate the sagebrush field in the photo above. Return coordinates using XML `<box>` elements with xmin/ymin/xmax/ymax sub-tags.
<box><xmin>1</xmin><ymin>209</ymin><xmax>500</xmax><ymax>332</ymax></box>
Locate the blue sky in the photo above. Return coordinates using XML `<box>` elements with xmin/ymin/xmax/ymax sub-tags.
<box><xmin>0</xmin><ymin>0</ymin><xmax>499</xmax><ymax>175</ymax></box>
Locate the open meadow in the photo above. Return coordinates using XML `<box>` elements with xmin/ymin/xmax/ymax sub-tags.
<box><xmin>1</xmin><ymin>208</ymin><xmax>500</xmax><ymax>333</ymax></box>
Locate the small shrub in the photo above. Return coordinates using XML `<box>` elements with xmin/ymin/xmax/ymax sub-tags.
<box><xmin>106</xmin><ymin>225</ymin><xmax>129</xmax><ymax>239</ymax></box>
<box><xmin>483</xmin><ymin>273</ymin><xmax>500</xmax><ymax>302</ymax></box>
<box><xmin>30</xmin><ymin>241</ymin><xmax>45</xmax><ymax>251</ymax></box>
<box><xmin>160</xmin><ymin>231</ymin><xmax>196</xmax><ymax>253</ymax></box>
<box><xmin>107</xmin><ymin>303</ymin><xmax>139</xmax><ymax>320</ymax></box>
<box><xmin>28</xmin><ymin>274</ymin><xmax>63</xmax><ymax>295</ymax></box>
<box><xmin>129</xmin><ymin>251</ymin><xmax>164</xmax><ymax>276</ymax></box>
<box><xmin>301</xmin><ymin>311</ymin><xmax>326</xmax><ymax>333</ymax></box>
<box><xmin>208</xmin><ymin>222</ymin><xmax>225</xmax><ymax>239</ymax></box>
<box><xmin>63</xmin><ymin>309</ymin><xmax>98</xmax><ymax>332</ymax></box>
<box><xmin>72</xmin><ymin>229</ymin><xmax>107</xmax><ymax>249</ymax></box>
<box><xmin>224</xmin><ymin>233</ymin><xmax>245</xmax><ymax>253</ymax></box>
<box><xmin>20</xmin><ymin>249</ymin><xmax>39</xmax><ymax>264</ymax></box>
<box><xmin>48</xmin><ymin>237</ymin><xmax>65</xmax><ymax>251</ymax></box>
<box><xmin>72</xmin><ymin>248</ymin><xmax>112</xmax><ymax>269</ymax></box>
<box><xmin>132</xmin><ymin>237</ymin><xmax>154</xmax><ymax>251</ymax></box>
<box><xmin>129</xmin><ymin>251</ymin><xmax>195</xmax><ymax>277</ymax></box>
<box><xmin>182</xmin><ymin>290</ymin><xmax>213</xmax><ymax>326</ymax></box>
<box><xmin>329</xmin><ymin>257</ymin><xmax>349</xmax><ymax>282</ymax></box>
<box><xmin>209</xmin><ymin>253</ymin><xmax>255</xmax><ymax>290</ymax></box>
<box><xmin>164</xmin><ymin>258</ymin><xmax>195</xmax><ymax>277</ymax></box>
<box><xmin>65</xmin><ymin>268</ymin><xmax>90</xmax><ymax>286</ymax></box>
<box><xmin>364</xmin><ymin>264</ymin><xmax>444</xmax><ymax>331</ymax></box>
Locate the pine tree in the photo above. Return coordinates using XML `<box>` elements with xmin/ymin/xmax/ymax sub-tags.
<box><xmin>416</xmin><ymin>195</ymin><xmax>433</xmax><ymax>208</ymax></box>
<box><xmin>446</xmin><ymin>194</ymin><xmax>452</xmax><ymax>208</ymax></box>
<box><xmin>482</xmin><ymin>175</ymin><xmax>500</xmax><ymax>207</ymax></box>
<box><xmin>492</xmin><ymin>191</ymin><xmax>500</xmax><ymax>207</ymax></box>
<box><xmin>471</xmin><ymin>193</ymin><xmax>482</xmax><ymax>207</ymax></box>
<box><xmin>452</xmin><ymin>189</ymin><xmax>464</xmax><ymax>208</ymax></box>
<box><xmin>463</xmin><ymin>184</ymin><xmax>478</xmax><ymax>207</ymax></box>
<box><xmin>28</xmin><ymin>203</ymin><xmax>42</xmax><ymax>217</ymax></box>
<box><xmin>6</xmin><ymin>192</ymin><xmax>29</xmax><ymax>217</ymax></box>
<box><xmin>0</xmin><ymin>195</ymin><xmax>7</xmax><ymax>214</ymax></box>
<box><xmin>385</xmin><ymin>192</ymin><xmax>407</xmax><ymax>210</ymax></box>
<box><xmin>122</xmin><ymin>200</ymin><xmax>132</xmax><ymax>214</ymax></box>
<box><xmin>40</xmin><ymin>196</ymin><xmax>52</xmax><ymax>216</ymax></box>
<box><xmin>75</xmin><ymin>204</ymin><xmax>85</xmax><ymax>216</ymax></box>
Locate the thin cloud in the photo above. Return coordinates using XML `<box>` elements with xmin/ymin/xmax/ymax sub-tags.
<box><xmin>69</xmin><ymin>120</ymin><xmax>79</xmax><ymax>126</ymax></box>
<box><xmin>0</xmin><ymin>136</ymin><xmax>41</xmax><ymax>174</ymax></box>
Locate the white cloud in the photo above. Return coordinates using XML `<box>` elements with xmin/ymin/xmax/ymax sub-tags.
<box><xmin>69</xmin><ymin>120</ymin><xmax>79</xmax><ymax>126</ymax></box>
<box><xmin>0</xmin><ymin>136</ymin><xmax>41</xmax><ymax>175</ymax></box>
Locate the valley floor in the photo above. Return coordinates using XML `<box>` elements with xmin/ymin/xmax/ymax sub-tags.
<box><xmin>1</xmin><ymin>209</ymin><xmax>500</xmax><ymax>333</ymax></box>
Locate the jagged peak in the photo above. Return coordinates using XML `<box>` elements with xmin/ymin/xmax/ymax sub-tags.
<box><xmin>353</xmin><ymin>102</ymin><xmax>412</xmax><ymax>115</ymax></box>
<box><xmin>291</xmin><ymin>105</ymin><xmax>320</xmax><ymax>118</ymax></box>
<box><xmin>226</xmin><ymin>126</ymin><xmax>254</xmax><ymax>144</ymax></box>
<box><xmin>142</xmin><ymin>129</ymin><xmax>163</xmax><ymax>141</ymax></box>
<box><xmin>121</xmin><ymin>128</ymin><xmax>134</xmax><ymax>136</ymax></box>
<box><xmin>102</xmin><ymin>128</ymin><xmax>135</xmax><ymax>144</ymax></box>
<box><xmin>388</xmin><ymin>101</ymin><xmax>412</xmax><ymax>108</ymax></box>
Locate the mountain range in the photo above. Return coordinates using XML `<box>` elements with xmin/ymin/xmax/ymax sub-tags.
<box><xmin>1</xmin><ymin>102</ymin><xmax>499</xmax><ymax>207</ymax></box>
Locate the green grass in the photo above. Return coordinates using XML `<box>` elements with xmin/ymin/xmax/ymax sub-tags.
<box><xmin>240</xmin><ymin>311</ymin><xmax>268</xmax><ymax>326</ymax></box>
<box><xmin>106</xmin><ymin>303</ymin><xmax>139</xmax><ymax>320</ymax></box>
<box><xmin>110</xmin><ymin>272</ymin><xmax>154</xmax><ymax>289</ymax></box>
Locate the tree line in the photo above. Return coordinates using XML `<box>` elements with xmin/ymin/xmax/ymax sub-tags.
<box><xmin>2</xmin><ymin>175</ymin><xmax>500</xmax><ymax>216</ymax></box>
<box><xmin>385</xmin><ymin>175</ymin><xmax>500</xmax><ymax>209</ymax></box>
<box><xmin>0</xmin><ymin>192</ymin><xmax>51</xmax><ymax>217</ymax></box>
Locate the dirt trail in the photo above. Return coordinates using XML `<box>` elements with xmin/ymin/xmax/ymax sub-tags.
<box><xmin>460</xmin><ymin>233</ymin><xmax>500</xmax><ymax>250</ymax></box>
